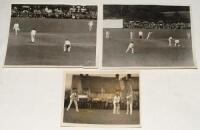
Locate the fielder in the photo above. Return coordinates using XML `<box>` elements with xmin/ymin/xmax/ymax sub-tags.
<box><xmin>105</xmin><ymin>30</ymin><xmax>110</xmax><ymax>39</ymax></box>
<box><xmin>126</xmin><ymin>41</ymin><xmax>135</xmax><ymax>54</ymax></box>
<box><xmin>146</xmin><ymin>31</ymin><xmax>152</xmax><ymax>40</ymax></box>
<box><xmin>113</xmin><ymin>92</ymin><xmax>120</xmax><ymax>114</ymax></box>
<box><xmin>30</xmin><ymin>29</ymin><xmax>37</xmax><ymax>43</ymax></box>
<box><xmin>187</xmin><ymin>32</ymin><xmax>191</xmax><ymax>39</ymax></box>
<box><xmin>64</xmin><ymin>39</ymin><xmax>71</xmax><ymax>52</ymax></box>
<box><xmin>126</xmin><ymin>89</ymin><xmax>133</xmax><ymax>115</ymax></box>
<box><xmin>13</xmin><ymin>23</ymin><xmax>20</xmax><ymax>36</ymax></box>
<box><xmin>88</xmin><ymin>20</ymin><xmax>94</xmax><ymax>32</ymax></box>
<box><xmin>66</xmin><ymin>90</ymin><xmax>79</xmax><ymax>112</ymax></box>
<box><xmin>168</xmin><ymin>36</ymin><xmax>173</xmax><ymax>47</ymax></box>
<box><xmin>139</xmin><ymin>30</ymin><xmax>143</xmax><ymax>39</ymax></box>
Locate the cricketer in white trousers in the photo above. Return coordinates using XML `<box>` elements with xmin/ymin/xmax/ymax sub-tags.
<box><xmin>31</xmin><ymin>30</ymin><xmax>37</xmax><ymax>43</ymax></box>
<box><xmin>126</xmin><ymin>93</ymin><xmax>133</xmax><ymax>115</ymax></box>
<box><xmin>187</xmin><ymin>32</ymin><xmax>191</xmax><ymax>39</ymax></box>
<box><xmin>105</xmin><ymin>31</ymin><xmax>110</xmax><ymax>39</ymax></box>
<box><xmin>113</xmin><ymin>95</ymin><xmax>120</xmax><ymax>114</ymax></box>
<box><xmin>146</xmin><ymin>32</ymin><xmax>152</xmax><ymax>39</ymax></box>
<box><xmin>88</xmin><ymin>20</ymin><xmax>94</xmax><ymax>32</ymax></box>
<box><xmin>13</xmin><ymin>23</ymin><xmax>20</xmax><ymax>36</ymax></box>
<box><xmin>66</xmin><ymin>92</ymin><xmax>79</xmax><ymax>112</ymax></box>
<box><xmin>168</xmin><ymin>36</ymin><xmax>173</xmax><ymax>47</ymax></box>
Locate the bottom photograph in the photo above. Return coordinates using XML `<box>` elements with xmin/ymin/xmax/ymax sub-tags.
<box><xmin>61</xmin><ymin>73</ymin><xmax>140</xmax><ymax>127</ymax></box>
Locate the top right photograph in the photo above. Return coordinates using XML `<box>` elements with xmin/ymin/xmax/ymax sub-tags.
<box><xmin>103</xmin><ymin>5</ymin><xmax>196</xmax><ymax>68</ymax></box>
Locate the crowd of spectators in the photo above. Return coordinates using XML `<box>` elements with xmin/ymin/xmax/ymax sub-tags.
<box><xmin>104</xmin><ymin>5</ymin><xmax>191</xmax><ymax>29</ymax></box>
<box><xmin>124</xmin><ymin>20</ymin><xmax>190</xmax><ymax>29</ymax></box>
<box><xmin>11</xmin><ymin>5</ymin><xmax>97</xmax><ymax>19</ymax></box>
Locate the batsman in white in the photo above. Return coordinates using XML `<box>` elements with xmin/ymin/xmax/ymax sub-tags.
<box><xmin>64</xmin><ymin>39</ymin><xmax>71</xmax><ymax>52</ymax></box>
<box><xmin>126</xmin><ymin>41</ymin><xmax>135</xmax><ymax>54</ymax></box>
<box><xmin>30</xmin><ymin>29</ymin><xmax>37</xmax><ymax>43</ymax></box>
<box><xmin>146</xmin><ymin>31</ymin><xmax>152</xmax><ymax>40</ymax></box>
<box><xmin>168</xmin><ymin>36</ymin><xmax>173</xmax><ymax>47</ymax></box>
<box><xmin>66</xmin><ymin>90</ymin><xmax>79</xmax><ymax>112</ymax></box>
<box><xmin>113</xmin><ymin>92</ymin><xmax>120</xmax><ymax>114</ymax></box>
<box><xmin>13</xmin><ymin>23</ymin><xmax>20</xmax><ymax>36</ymax></box>
<box><xmin>88</xmin><ymin>20</ymin><xmax>94</xmax><ymax>32</ymax></box>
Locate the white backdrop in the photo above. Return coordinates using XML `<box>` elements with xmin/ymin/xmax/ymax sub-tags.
<box><xmin>0</xmin><ymin>0</ymin><xmax>200</xmax><ymax>130</ymax></box>
<box><xmin>103</xmin><ymin>19</ymin><xmax>124</xmax><ymax>28</ymax></box>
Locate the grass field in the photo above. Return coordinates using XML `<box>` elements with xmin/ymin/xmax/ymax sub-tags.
<box><xmin>5</xmin><ymin>18</ymin><xmax>97</xmax><ymax>66</ymax></box>
<box><xmin>63</xmin><ymin>108</ymin><xmax>140</xmax><ymax>125</ymax></box>
<box><xmin>103</xmin><ymin>28</ymin><xmax>194</xmax><ymax>67</ymax></box>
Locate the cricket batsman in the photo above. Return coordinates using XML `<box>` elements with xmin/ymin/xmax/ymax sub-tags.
<box><xmin>64</xmin><ymin>39</ymin><xmax>71</xmax><ymax>52</ymax></box>
<box><xmin>88</xmin><ymin>20</ymin><xmax>94</xmax><ymax>32</ymax></box>
<box><xmin>113</xmin><ymin>92</ymin><xmax>120</xmax><ymax>114</ymax></box>
<box><xmin>126</xmin><ymin>41</ymin><xmax>135</xmax><ymax>54</ymax></box>
<box><xmin>30</xmin><ymin>29</ymin><xmax>37</xmax><ymax>43</ymax></box>
<box><xmin>66</xmin><ymin>90</ymin><xmax>79</xmax><ymax>112</ymax></box>
<box><xmin>146</xmin><ymin>31</ymin><xmax>152</xmax><ymax>40</ymax></box>
<box><xmin>13</xmin><ymin>23</ymin><xmax>20</xmax><ymax>36</ymax></box>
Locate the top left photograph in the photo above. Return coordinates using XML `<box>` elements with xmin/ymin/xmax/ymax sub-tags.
<box><xmin>4</xmin><ymin>4</ymin><xmax>97</xmax><ymax>67</ymax></box>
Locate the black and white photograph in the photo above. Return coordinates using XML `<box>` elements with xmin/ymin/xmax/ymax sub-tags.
<box><xmin>103</xmin><ymin>5</ymin><xmax>195</xmax><ymax>68</ymax></box>
<box><xmin>62</xmin><ymin>73</ymin><xmax>140</xmax><ymax>126</ymax></box>
<box><xmin>4</xmin><ymin>4</ymin><xmax>97</xmax><ymax>67</ymax></box>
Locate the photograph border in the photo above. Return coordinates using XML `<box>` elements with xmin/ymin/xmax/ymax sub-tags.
<box><xmin>60</xmin><ymin>71</ymin><xmax>141</xmax><ymax>127</ymax></box>
<box><xmin>2</xmin><ymin>2</ymin><xmax>100</xmax><ymax>68</ymax></box>
<box><xmin>101</xmin><ymin>3</ymin><xmax>197</xmax><ymax>69</ymax></box>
